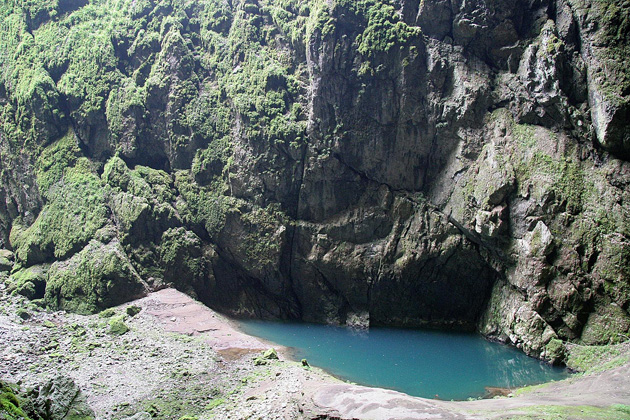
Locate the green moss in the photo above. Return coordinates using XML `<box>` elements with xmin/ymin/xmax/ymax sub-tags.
<box><xmin>158</xmin><ymin>227</ymin><xmax>207</xmax><ymax>295</ymax></box>
<box><xmin>0</xmin><ymin>380</ymin><xmax>32</xmax><ymax>420</ymax></box>
<box><xmin>205</xmin><ymin>398</ymin><xmax>225</xmax><ymax>410</ymax></box>
<box><xmin>126</xmin><ymin>305</ymin><xmax>141</xmax><ymax>317</ymax></box>
<box><xmin>12</xmin><ymin>160</ymin><xmax>108</xmax><ymax>265</ymax></box>
<box><xmin>16</xmin><ymin>308</ymin><xmax>31</xmax><ymax>320</ymax></box>
<box><xmin>545</xmin><ymin>338</ymin><xmax>566</xmax><ymax>364</ymax></box>
<box><xmin>35</xmin><ymin>128</ymin><xmax>81</xmax><ymax>195</ymax></box>
<box><xmin>0</xmin><ymin>253</ymin><xmax>13</xmax><ymax>272</ymax></box>
<box><xmin>356</xmin><ymin>1</ymin><xmax>421</xmax><ymax>57</ymax></box>
<box><xmin>98</xmin><ymin>308</ymin><xmax>117</xmax><ymax>319</ymax></box>
<box><xmin>239</xmin><ymin>206</ymin><xmax>287</xmax><ymax>268</ymax></box>
<box><xmin>105</xmin><ymin>77</ymin><xmax>146</xmax><ymax>144</ymax></box>
<box><xmin>45</xmin><ymin>239</ymin><xmax>145</xmax><ymax>314</ymax></box>
<box><xmin>512</xmin><ymin>124</ymin><xmax>538</xmax><ymax>148</ymax></box>
<box><xmin>581</xmin><ymin>304</ymin><xmax>630</xmax><ymax>345</ymax></box>
<box><xmin>10</xmin><ymin>265</ymin><xmax>47</xmax><ymax>299</ymax></box>
<box><xmin>174</xmin><ymin>170</ymin><xmax>233</xmax><ymax>238</ymax></box>
<box><xmin>108</xmin><ymin>315</ymin><xmax>130</xmax><ymax>336</ymax></box>
<box><xmin>102</xmin><ymin>157</ymin><xmax>178</xmax><ymax>249</ymax></box>
<box><xmin>102</xmin><ymin>156</ymin><xmax>133</xmax><ymax>191</ymax></box>
<box><xmin>566</xmin><ymin>342</ymin><xmax>630</xmax><ymax>373</ymax></box>
<box><xmin>582</xmin><ymin>0</ymin><xmax>630</xmax><ymax>102</ymax></box>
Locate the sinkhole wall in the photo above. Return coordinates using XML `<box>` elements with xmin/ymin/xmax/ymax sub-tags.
<box><xmin>0</xmin><ymin>0</ymin><xmax>629</xmax><ymax>362</ymax></box>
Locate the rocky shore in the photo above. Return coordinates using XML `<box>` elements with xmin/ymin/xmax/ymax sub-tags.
<box><xmin>2</xmin><ymin>284</ymin><xmax>629</xmax><ymax>420</ymax></box>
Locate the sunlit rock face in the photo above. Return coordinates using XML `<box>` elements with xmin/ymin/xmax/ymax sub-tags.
<box><xmin>0</xmin><ymin>0</ymin><xmax>629</xmax><ymax>361</ymax></box>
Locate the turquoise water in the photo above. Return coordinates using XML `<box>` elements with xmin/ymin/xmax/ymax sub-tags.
<box><xmin>237</xmin><ymin>320</ymin><xmax>570</xmax><ymax>400</ymax></box>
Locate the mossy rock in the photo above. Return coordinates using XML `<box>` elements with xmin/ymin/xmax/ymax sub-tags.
<box><xmin>35</xmin><ymin>128</ymin><xmax>81</xmax><ymax>195</ymax></box>
<box><xmin>108</xmin><ymin>316</ymin><xmax>130</xmax><ymax>336</ymax></box>
<box><xmin>173</xmin><ymin>171</ymin><xmax>232</xmax><ymax>239</ymax></box>
<box><xmin>11</xmin><ymin>162</ymin><xmax>108</xmax><ymax>265</ymax></box>
<box><xmin>545</xmin><ymin>338</ymin><xmax>566</xmax><ymax>364</ymax></box>
<box><xmin>102</xmin><ymin>156</ymin><xmax>133</xmax><ymax>192</ymax></box>
<box><xmin>262</xmin><ymin>348</ymin><xmax>279</xmax><ymax>360</ymax></box>
<box><xmin>29</xmin><ymin>376</ymin><xmax>95</xmax><ymax>420</ymax></box>
<box><xmin>254</xmin><ymin>348</ymin><xmax>279</xmax><ymax>365</ymax></box>
<box><xmin>104</xmin><ymin>157</ymin><xmax>180</xmax><ymax>247</ymax></box>
<box><xmin>0</xmin><ymin>250</ymin><xmax>14</xmax><ymax>272</ymax></box>
<box><xmin>98</xmin><ymin>308</ymin><xmax>117</xmax><ymax>319</ymax></box>
<box><xmin>45</xmin><ymin>239</ymin><xmax>146</xmax><ymax>314</ymax></box>
<box><xmin>108</xmin><ymin>191</ymin><xmax>153</xmax><ymax>243</ymax></box>
<box><xmin>159</xmin><ymin>227</ymin><xmax>208</xmax><ymax>293</ymax></box>
<box><xmin>581</xmin><ymin>304</ymin><xmax>630</xmax><ymax>345</ymax></box>
<box><xmin>0</xmin><ymin>380</ymin><xmax>32</xmax><ymax>420</ymax></box>
<box><xmin>16</xmin><ymin>308</ymin><xmax>31</xmax><ymax>320</ymax></box>
<box><xmin>10</xmin><ymin>265</ymin><xmax>48</xmax><ymax>300</ymax></box>
<box><xmin>126</xmin><ymin>305</ymin><xmax>142</xmax><ymax>317</ymax></box>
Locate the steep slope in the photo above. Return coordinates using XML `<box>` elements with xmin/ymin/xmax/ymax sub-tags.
<box><xmin>0</xmin><ymin>0</ymin><xmax>628</xmax><ymax>362</ymax></box>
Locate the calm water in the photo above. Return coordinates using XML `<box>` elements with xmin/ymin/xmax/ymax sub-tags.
<box><xmin>237</xmin><ymin>320</ymin><xmax>570</xmax><ymax>400</ymax></box>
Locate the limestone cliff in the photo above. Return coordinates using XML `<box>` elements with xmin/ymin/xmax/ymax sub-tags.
<box><xmin>0</xmin><ymin>0</ymin><xmax>628</xmax><ymax>361</ymax></box>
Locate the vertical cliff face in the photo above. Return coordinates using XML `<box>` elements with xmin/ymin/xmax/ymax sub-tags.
<box><xmin>0</xmin><ymin>0</ymin><xmax>629</xmax><ymax>361</ymax></box>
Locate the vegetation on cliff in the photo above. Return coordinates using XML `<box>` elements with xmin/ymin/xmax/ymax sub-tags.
<box><xmin>0</xmin><ymin>0</ymin><xmax>629</xmax><ymax>365</ymax></box>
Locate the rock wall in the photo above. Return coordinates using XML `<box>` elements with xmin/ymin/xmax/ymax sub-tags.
<box><xmin>0</xmin><ymin>0</ymin><xmax>629</xmax><ymax>361</ymax></box>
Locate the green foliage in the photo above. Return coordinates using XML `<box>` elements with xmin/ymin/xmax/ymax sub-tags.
<box><xmin>10</xmin><ymin>265</ymin><xmax>47</xmax><ymax>299</ymax></box>
<box><xmin>45</xmin><ymin>239</ymin><xmax>145</xmax><ymax>314</ymax></box>
<box><xmin>35</xmin><ymin>128</ymin><xmax>81</xmax><ymax>194</ymax></box>
<box><xmin>174</xmin><ymin>171</ymin><xmax>233</xmax><ymax>239</ymax></box>
<box><xmin>356</xmin><ymin>1</ymin><xmax>421</xmax><ymax>56</ymax></box>
<box><xmin>159</xmin><ymin>227</ymin><xmax>206</xmax><ymax>290</ymax></box>
<box><xmin>566</xmin><ymin>342</ymin><xmax>630</xmax><ymax>373</ymax></box>
<box><xmin>12</xmin><ymin>159</ymin><xmax>108</xmax><ymax>264</ymax></box>
<box><xmin>239</xmin><ymin>206</ymin><xmax>285</xmax><ymax>267</ymax></box>
<box><xmin>0</xmin><ymin>381</ymin><xmax>32</xmax><ymax>420</ymax></box>
<box><xmin>98</xmin><ymin>308</ymin><xmax>117</xmax><ymax>319</ymax></box>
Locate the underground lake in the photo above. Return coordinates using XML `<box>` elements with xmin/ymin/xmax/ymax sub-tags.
<box><xmin>237</xmin><ymin>320</ymin><xmax>570</xmax><ymax>400</ymax></box>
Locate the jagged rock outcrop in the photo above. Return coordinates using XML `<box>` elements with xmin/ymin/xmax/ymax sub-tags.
<box><xmin>0</xmin><ymin>0</ymin><xmax>628</xmax><ymax>361</ymax></box>
<box><xmin>0</xmin><ymin>376</ymin><xmax>95</xmax><ymax>420</ymax></box>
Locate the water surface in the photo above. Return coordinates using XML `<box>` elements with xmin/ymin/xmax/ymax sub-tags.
<box><xmin>238</xmin><ymin>320</ymin><xmax>569</xmax><ymax>400</ymax></box>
